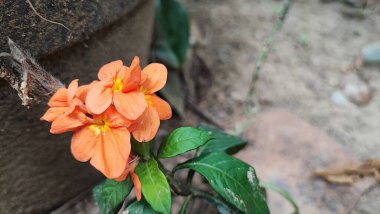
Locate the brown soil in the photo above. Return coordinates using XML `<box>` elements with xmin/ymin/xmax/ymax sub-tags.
<box><xmin>180</xmin><ymin>0</ymin><xmax>380</xmax><ymax>159</ymax></box>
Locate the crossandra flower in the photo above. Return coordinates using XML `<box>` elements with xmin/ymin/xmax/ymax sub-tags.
<box><xmin>40</xmin><ymin>79</ymin><xmax>83</xmax><ymax>122</ymax></box>
<box><xmin>86</xmin><ymin>57</ymin><xmax>147</xmax><ymax>120</ymax></box>
<box><xmin>129</xmin><ymin>63</ymin><xmax>172</xmax><ymax>142</ymax></box>
<box><xmin>115</xmin><ymin>157</ymin><xmax>141</xmax><ymax>201</ymax></box>
<box><xmin>65</xmin><ymin>106</ymin><xmax>132</xmax><ymax>179</ymax></box>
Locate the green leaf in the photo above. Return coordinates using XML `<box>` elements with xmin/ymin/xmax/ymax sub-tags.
<box><xmin>158</xmin><ymin>127</ymin><xmax>212</xmax><ymax>158</ymax></box>
<box><xmin>197</xmin><ymin>124</ymin><xmax>247</xmax><ymax>156</ymax></box>
<box><xmin>259</xmin><ymin>181</ymin><xmax>299</xmax><ymax>214</ymax></box>
<box><xmin>152</xmin><ymin>39</ymin><xmax>180</xmax><ymax>69</ymax></box>
<box><xmin>155</xmin><ymin>0</ymin><xmax>190</xmax><ymax>66</ymax></box>
<box><xmin>175</xmin><ymin>152</ymin><xmax>269</xmax><ymax>214</ymax></box>
<box><xmin>134</xmin><ymin>159</ymin><xmax>171</xmax><ymax>214</ymax></box>
<box><xmin>362</xmin><ymin>42</ymin><xmax>380</xmax><ymax>64</ymax></box>
<box><xmin>93</xmin><ymin>177</ymin><xmax>133</xmax><ymax>214</ymax></box>
<box><xmin>124</xmin><ymin>199</ymin><xmax>157</xmax><ymax>214</ymax></box>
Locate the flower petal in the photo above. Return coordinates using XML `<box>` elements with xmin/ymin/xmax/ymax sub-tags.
<box><xmin>50</xmin><ymin>110</ymin><xmax>91</xmax><ymax>134</ymax></box>
<box><xmin>67</xmin><ymin>79</ymin><xmax>79</xmax><ymax>103</ymax></box>
<box><xmin>90</xmin><ymin>128</ymin><xmax>130</xmax><ymax>178</ymax></box>
<box><xmin>86</xmin><ymin>81</ymin><xmax>113</xmax><ymax>114</ymax></box>
<box><xmin>131</xmin><ymin>172</ymin><xmax>142</xmax><ymax>201</ymax></box>
<box><xmin>150</xmin><ymin>94</ymin><xmax>172</xmax><ymax>120</ymax></box>
<box><xmin>71</xmin><ymin>127</ymin><xmax>99</xmax><ymax>162</ymax></box>
<box><xmin>98</xmin><ymin>60</ymin><xmax>123</xmax><ymax>81</ymax></box>
<box><xmin>113</xmin><ymin>90</ymin><xmax>147</xmax><ymax>120</ymax></box>
<box><xmin>76</xmin><ymin>80</ymin><xmax>98</xmax><ymax>103</ymax></box>
<box><xmin>131</xmin><ymin>106</ymin><xmax>160</xmax><ymax>142</ymax></box>
<box><xmin>40</xmin><ymin>107</ymin><xmax>68</xmax><ymax>122</ymax></box>
<box><xmin>102</xmin><ymin>106</ymin><xmax>132</xmax><ymax>128</ymax></box>
<box><xmin>141</xmin><ymin>63</ymin><xmax>167</xmax><ymax>93</ymax></box>
<box><xmin>48</xmin><ymin>88</ymin><xmax>67</xmax><ymax>107</ymax></box>
<box><xmin>65</xmin><ymin>98</ymin><xmax>84</xmax><ymax>116</ymax></box>
<box><xmin>122</xmin><ymin>57</ymin><xmax>141</xmax><ymax>92</ymax></box>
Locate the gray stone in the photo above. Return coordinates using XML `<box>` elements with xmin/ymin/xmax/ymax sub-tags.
<box><xmin>0</xmin><ymin>0</ymin><xmax>154</xmax><ymax>213</ymax></box>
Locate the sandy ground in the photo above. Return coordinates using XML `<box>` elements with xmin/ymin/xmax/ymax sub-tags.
<box><xmin>179</xmin><ymin>0</ymin><xmax>380</xmax><ymax>213</ymax></box>
<box><xmin>180</xmin><ymin>0</ymin><xmax>380</xmax><ymax>159</ymax></box>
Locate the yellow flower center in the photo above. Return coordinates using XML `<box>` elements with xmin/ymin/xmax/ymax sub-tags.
<box><xmin>139</xmin><ymin>86</ymin><xmax>148</xmax><ymax>94</ymax></box>
<box><xmin>113</xmin><ymin>78</ymin><xmax>124</xmax><ymax>93</ymax></box>
<box><xmin>145</xmin><ymin>94</ymin><xmax>152</xmax><ymax>105</ymax></box>
<box><xmin>88</xmin><ymin>119</ymin><xmax>111</xmax><ymax>136</ymax></box>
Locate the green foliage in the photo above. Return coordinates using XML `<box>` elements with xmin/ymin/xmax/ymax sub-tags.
<box><xmin>158</xmin><ymin>127</ymin><xmax>212</xmax><ymax>158</ymax></box>
<box><xmin>93</xmin><ymin>177</ymin><xmax>133</xmax><ymax>214</ymax></box>
<box><xmin>260</xmin><ymin>181</ymin><xmax>299</xmax><ymax>214</ymax></box>
<box><xmin>153</xmin><ymin>0</ymin><xmax>190</xmax><ymax>116</ymax></box>
<box><xmin>131</xmin><ymin>137</ymin><xmax>152</xmax><ymax>160</ymax></box>
<box><xmin>124</xmin><ymin>199</ymin><xmax>157</xmax><ymax>214</ymax></box>
<box><xmin>197</xmin><ymin>124</ymin><xmax>247</xmax><ymax>156</ymax></box>
<box><xmin>175</xmin><ymin>152</ymin><xmax>270</xmax><ymax>214</ymax></box>
<box><xmin>134</xmin><ymin>158</ymin><xmax>171</xmax><ymax>214</ymax></box>
<box><xmin>154</xmin><ymin>0</ymin><xmax>190</xmax><ymax>68</ymax></box>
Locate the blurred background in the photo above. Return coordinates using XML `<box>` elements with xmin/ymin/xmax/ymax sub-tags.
<box><xmin>1</xmin><ymin>0</ymin><xmax>380</xmax><ymax>213</ymax></box>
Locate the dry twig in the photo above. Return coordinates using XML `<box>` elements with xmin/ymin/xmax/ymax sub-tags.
<box><xmin>0</xmin><ymin>38</ymin><xmax>64</xmax><ymax>107</ymax></box>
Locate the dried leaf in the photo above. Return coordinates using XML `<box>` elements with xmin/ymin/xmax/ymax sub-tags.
<box><xmin>314</xmin><ymin>159</ymin><xmax>380</xmax><ymax>184</ymax></box>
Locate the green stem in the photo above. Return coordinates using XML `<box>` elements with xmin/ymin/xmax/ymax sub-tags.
<box><xmin>190</xmin><ymin>188</ymin><xmax>234</xmax><ymax>213</ymax></box>
<box><xmin>179</xmin><ymin>195</ymin><xmax>194</xmax><ymax>214</ymax></box>
<box><xmin>234</xmin><ymin>0</ymin><xmax>293</xmax><ymax>136</ymax></box>
<box><xmin>259</xmin><ymin>181</ymin><xmax>299</xmax><ymax>214</ymax></box>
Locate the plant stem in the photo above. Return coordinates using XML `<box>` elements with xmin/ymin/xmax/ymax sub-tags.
<box><xmin>179</xmin><ymin>195</ymin><xmax>194</xmax><ymax>214</ymax></box>
<box><xmin>234</xmin><ymin>0</ymin><xmax>293</xmax><ymax>136</ymax></box>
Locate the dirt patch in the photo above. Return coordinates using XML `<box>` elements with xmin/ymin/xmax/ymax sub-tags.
<box><xmin>180</xmin><ymin>0</ymin><xmax>380</xmax><ymax>158</ymax></box>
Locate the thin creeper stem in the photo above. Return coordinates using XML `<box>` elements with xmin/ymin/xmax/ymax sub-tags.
<box><xmin>234</xmin><ymin>0</ymin><xmax>293</xmax><ymax>136</ymax></box>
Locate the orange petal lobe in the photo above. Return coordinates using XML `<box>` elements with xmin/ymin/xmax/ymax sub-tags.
<box><xmin>141</xmin><ymin>63</ymin><xmax>167</xmax><ymax>93</ymax></box>
<box><xmin>98</xmin><ymin>60</ymin><xmax>123</xmax><ymax>81</ymax></box>
<box><xmin>90</xmin><ymin>128</ymin><xmax>130</xmax><ymax>178</ymax></box>
<box><xmin>67</xmin><ymin>79</ymin><xmax>79</xmax><ymax>103</ymax></box>
<box><xmin>76</xmin><ymin>81</ymin><xmax>98</xmax><ymax>102</ymax></box>
<box><xmin>71</xmin><ymin>127</ymin><xmax>99</xmax><ymax>162</ymax></box>
<box><xmin>150</xmin><ymin>94</ymin><xmax>172</xmax><ymax>120</ymax></box>
<box><xmin>113</xmin><ymin>90</ymin><xmax>147</xmax><ymax>120</ymax></box>
<box><xmin>48</xmin><ymin>88</ymin><xmax>68</xmax><ymax>107</ymax></box>
<box><xmin>40</xmin><ymin>107</ymin><xmax>68</xmax><ymax>122</ymax></box>
<box><xmin>132</xmin><ymin>106</ymin><xmax>160</xmax><ymax>142</ymax></box>
<box><xmin>103</xmin><ymin>106</ymin><xmax>132</xmax><ymax>128</ymax></box>
<box><xmin>131</xmin><ymin>172</ymin><xmax>142</xmax><ymax>201</ymax></box>
<box><xmin>122</xmin><ymin>57</ymin><xmax>141</xmax><ymax>92</ymax></box>
<box><xmin>86</xmin><ymin>82</ymin><xmax>113</xmax><ymax>114</ymax></box>
<box><xmin>50</xmin><ymin>110</ymin><xmax>91</xmax><ymax>134</ymax></box>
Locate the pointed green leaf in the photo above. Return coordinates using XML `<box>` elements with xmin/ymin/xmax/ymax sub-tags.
<box><xmin>175</xmin><ymin>152</ymin><xmax>269</xmax><ymax>214</ymax></box>
<box><xmin>158</xmin><ymin>127</ymin><xmax>212</xmax><ymax>158</ymax></box>
<box><xmin>134</xmin><ymin>159</ymin><xmax>171</xmax><ymax>214</ymax></box>
<box><xmin>197</xmin><ymin>124</ymin><xmax>247</xmax><ymax>156</ymax></box>
<box><xmin>93</xmin><ymin>177</ymin><xmax>133</xmax><ymax>214</ymax></box>
<box><xmin>124</xmin><ymin>199</ymin><xmax>157</xmax><ymax>214</ymax></box>
<box><xmin>155</xmin><ymin>0</ymin><xmax>190</xmax><ymax>66</ymax></box>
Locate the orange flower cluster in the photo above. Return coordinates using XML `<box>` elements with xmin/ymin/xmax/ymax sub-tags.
<box><xmin>41</xmin><ymin>57</ymin><xmax>172</xmax><ymax>200</ymax></box>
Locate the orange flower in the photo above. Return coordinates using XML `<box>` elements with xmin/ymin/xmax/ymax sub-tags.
<box><xmin>130</xmin><ymin>63</ymin><xmax>172</xmax><ymax>142</ymax></box>
<box><xmin>41</xmin><ymin>79</ymin><xmax>83</xmax><ymax>122</ymax></box>
<box><xmin>86</xmin><ymin>57</ymin><xmax>147</xmax><ymax>120</ymax></box>
<box><xmin>69</xmin><ymin>106</ymin><xmax>133</xmax><ymax>179</ymax></box>
<box><xmin>115</xmin><ymin>157</ymin><xmax>141</xmax><ymax>201</ymax></box>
